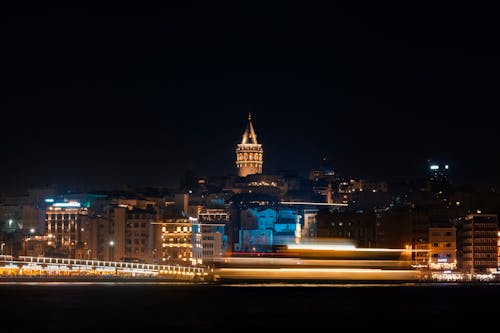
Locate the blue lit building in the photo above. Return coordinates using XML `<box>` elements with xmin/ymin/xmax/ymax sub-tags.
<box><xmin>237</xmin><ymin>206</ymin><xmax>300</xmax><ymax>252</ymax></box>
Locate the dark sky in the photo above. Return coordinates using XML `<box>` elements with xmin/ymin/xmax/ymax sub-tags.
<box><xmin>1</xmin><ymin>2</ymin><xmax>499</xmax><ymax>194</ymax></box>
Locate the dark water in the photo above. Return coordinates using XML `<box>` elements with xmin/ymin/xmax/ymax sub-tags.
<box><xmin>0</xmin><ymin>282</ymin><xmax>498</xmax><ymax>332</ymax></box>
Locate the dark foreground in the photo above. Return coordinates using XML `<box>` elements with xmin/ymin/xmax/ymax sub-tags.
<box><xmin>0</xmin><ymin>282</ymin><xmax>498</xmax><ymax>332</ymax></box>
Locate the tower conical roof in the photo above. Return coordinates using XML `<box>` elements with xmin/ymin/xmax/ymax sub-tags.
<box><xmin>241</xmin><ymin>112</ymin><xmax>258</xmax><ymax>144</ymax></box>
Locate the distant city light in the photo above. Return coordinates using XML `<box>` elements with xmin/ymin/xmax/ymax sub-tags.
<box><xmin>30</xmin><ymin>228</ymin><xmax>35</xmax><ymax>234</ymax></box>
<box><xmin>287</xmin><ymin>243</ymin><xmax>357</xmax><ymax>251</ymax></box>
<box><xmin>445</xmin><ymin>165</ymin><xmax>449</xmax><ymax>169</ymax></box>
<box><xmin>53</xmin><ymin>202</ymin><xmax>81</xmax><ymax>207</ymax></box>
<box><xmin>281</xmin><ymin>201</ymin><xmax>348</xmax><ymax>206</ymax></box>
<box><xmin>45</xmin><ymin>198</ymin><xmax>54</xmax><ymax>203</ymax></box>
<box><xmin>430</xmin><ymin>165</ymin><xmax>439</xmax><ymax>170</ymax></box>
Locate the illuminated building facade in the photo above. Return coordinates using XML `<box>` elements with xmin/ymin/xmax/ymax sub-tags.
<box><xmin>192</xmin><ymin>222</ymin><xmax>226</xmax><ymax>265</ymax></box>
<box><xmin>153</xmin><ymin>218</ymin><xmax>194</xmax><ymax>265</ymax></box>
<box><xmin>23</xmin><ymin>235</ymin><xmax>53</xmax><ymax>257</ymax></box>
<box><xmin>461</xmin><ymin>214</ymin><xmax>498</xmax><ymax>273</ymax></box>
<box><xmin>45</xmin><ymin>201</ymin><xmax>90</xmax><ymax>259</ymax></box>
<box><xmin>236</xmin><ymin>113</ymin><xmax>263</xmax><ymax>177</ymax></box>
<box><xmin>428</xmin><ymin>226</ymin><xmax>457</xmax><ymax>270</ymax></box>
<box><xmin>198</xmin><ymin>208</ymin><xmax>230</xmax><ymax>256</ymax></box>
<box><xmin>301</xmin><ymin>208</ymin><xmax>318</xmax><ymax>238</ymax></box>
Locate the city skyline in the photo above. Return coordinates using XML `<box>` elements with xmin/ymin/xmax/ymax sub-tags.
<box><xmin>2</xmin><ymin>3</ymin><xmax>499</xmax><ymax>194</ymax></box>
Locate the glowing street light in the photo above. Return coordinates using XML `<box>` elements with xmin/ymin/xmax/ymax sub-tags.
<box><xmin>109</xmin><ymin>240</ymin><xmax>115</xmax><ymax>261</ymax></box>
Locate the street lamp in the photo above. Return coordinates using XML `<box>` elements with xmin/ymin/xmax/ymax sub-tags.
<box><xmin>109</xmin><ymin>240</ymin><xmax>114</xmax><ymax>261</ymax></box>
<box><xmin>152</xmin><ymin>248</ymin><xmax>157</xmax><ymax>264</ymax></box>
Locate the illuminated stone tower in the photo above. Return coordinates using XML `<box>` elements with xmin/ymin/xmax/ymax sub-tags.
<box><xmin>236</xmin><ymin>113</ymin><xmax>263</xmax><ymax>177</ymax></box>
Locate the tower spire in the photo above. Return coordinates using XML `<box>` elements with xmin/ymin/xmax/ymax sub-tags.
<box><xmin>247</xmin><ymin>113</ymin><xmax>257</xmax><ymax>144</ymax></box>
<box><xmin>241</xmin><ymin>112</ymin><xmax>258</xmax><ymax>145</ymax></box>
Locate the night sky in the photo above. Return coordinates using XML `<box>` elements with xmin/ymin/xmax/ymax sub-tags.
<box><xmin>1</xmin><ymin>3</ymin><xmax>499</xmax><ymax>194</ymax></box>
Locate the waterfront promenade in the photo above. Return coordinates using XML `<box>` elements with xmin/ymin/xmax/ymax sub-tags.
<box><xmin>2</xmin><ymin>254</ymin><xmax>498</xmax><ymax>284</ymax></box>
<box><xmin>0</xmin><ymin>255</ymin><xmax>208</xmax><ymax>281</ymax></box>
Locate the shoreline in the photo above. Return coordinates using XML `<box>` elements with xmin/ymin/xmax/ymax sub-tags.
<box><xmin>1</xmin><ymin>276</ymin><xmax>498</xmax><ymax>285</ymax></box>
<box><xmin>0</xmin><ymin>275</ymin><xmax>210</xmax><ymax>283</ymax></box>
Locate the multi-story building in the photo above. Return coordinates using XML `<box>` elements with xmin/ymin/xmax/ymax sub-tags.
<box><xmin>302</xmin><ymin>208</ymin><xmax>318</xmax><ymax>239</ymax></box>
<box><xmin>153</xmin><ymin>218</ymin><xmax>193</xmax><ymax>265</ymax></box>
<box><xmin>374</xmin><ymin>206</ymin><xmax>412</xmax><ymax>248</ymax></box>
<box><xmin>410</xmin><ymin>205</ymin><xmax>431</xmax><ymax>266</ymax></box>
<box><xmin>198</xmin><ymin>208</ymin><xmax>230</xmax><ymax>255</ymax></box>
<box><xmin>315</xmin><ymin>209</ymin><xmax>376</xmax><ymax>248</ymax></box>
<box><xmin>460</xmin><ymin>214</ymin><xmax>498</xmax><ymax>274</ymax></box>
<box><xmin>237</xmin><ymin>206</ymin><xmax>299</xmax><ymax>252</ymax></box>
<box><xmin>23</xmin><ymin>234</ymin><xmax>54</xmax><ymax>257</ymax></box>
<box><xmin>238</xmin><ymin>207</ymin><xmax>272</xmax><ymax>252</ymax></box>
<box><xmin>192</xmin><ymin>221</ymin><xmax>226</xmax><ymax>266</ymax></box>
<box><xmin>45</xmin><ymin>200</ymin><xmax>90</xmax><ymax>259</ymax></box>
<box><xmin>96</xmin><ymin>205</ymin><xmax>158</xmax><ymax>262</ymax></box>
<box><xmin>428</xmin><ymin>226</ymin><xmax>457</xmax><ymax>270</ymax></box>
